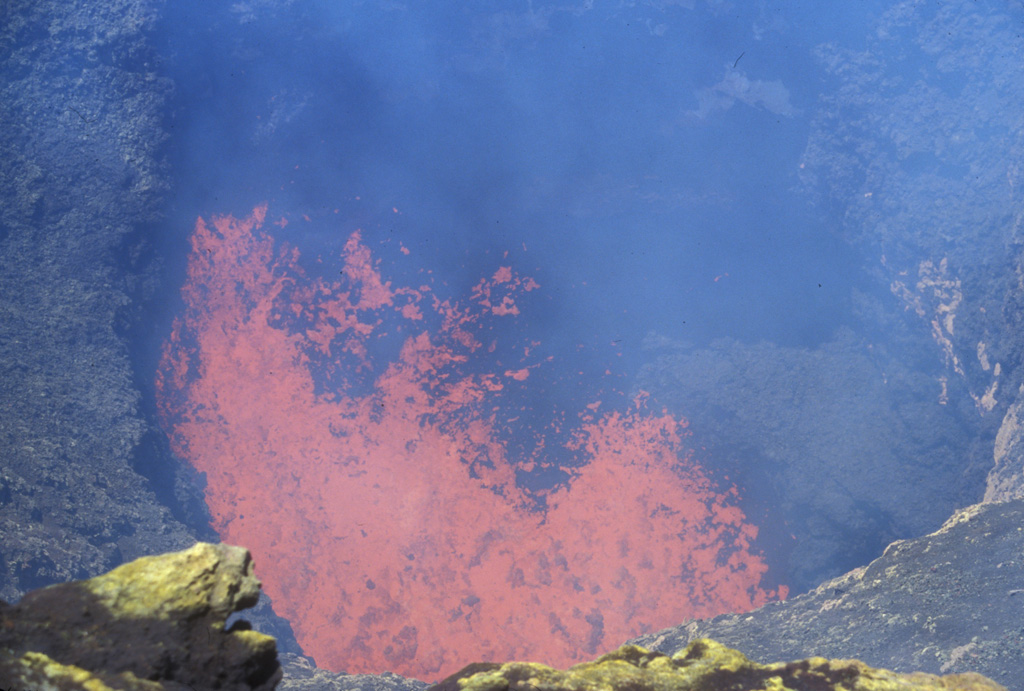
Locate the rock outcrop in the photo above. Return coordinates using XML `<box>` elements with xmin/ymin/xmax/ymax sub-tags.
<box><xmin>0</xmin><ymin>542</ymin><xmax>281</xmax><ymax>691</ymax></box>
<box><xmin>0</xmin><ymin>0</ymin><xmax>201</xmax><ymax>598</ymax></box>
<box><xmin>629</xmin><ymin>499</ymin><xmax>1024</xmax><ymax>687</ymax></box>
<box><xmin>431</xmin><ymin>639</ymin><xmax>1005</xmax><ymax>691</ymax></box>
<box><xmin>985</xmin><ymin>386</ymin><xmax>1024</xmax><ymax>502</ymax></box>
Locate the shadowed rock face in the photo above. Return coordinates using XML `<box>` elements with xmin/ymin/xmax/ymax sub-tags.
<box><xmin>0</xmin><ymin>542</ymin><xmax>281</xmax><ymax>691</ymax></box>
<box><xmin>430</xmin><ymin>639</ymin><xmax>1005</xmax><ymax>691</ymax></box>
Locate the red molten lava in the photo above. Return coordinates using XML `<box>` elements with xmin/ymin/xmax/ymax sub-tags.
<box><xmin>156</xmin><ymin>204</ymin><xmax>786</xmax><ymax>679</ymax></box>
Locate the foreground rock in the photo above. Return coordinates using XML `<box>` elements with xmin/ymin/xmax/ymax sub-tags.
<box><xmin>630</xmin><ymin>500</ymin><xmax>1024</xmax><ymax>686</ymax></box>
<box><xmin>431</xmin><ymin>639</ymin><xmax>1004</xmax><ymax>691</ymax></box>
<box><xmin>0</xmin><ymin>542</ymin><xmax>281</xmax><ymax>691</ymax></box>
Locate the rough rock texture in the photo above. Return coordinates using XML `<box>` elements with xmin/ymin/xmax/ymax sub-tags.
<box><xmin>0</xmin><ymin>0</ymin><xmax>200</xmax><ymax>596</ymax></box>
<box><xmin>801</xmin><ymin>0</ymin><xmax>1024</xmax><ymax>407</ymax></box>
<box><xmin>628</xmin><ymin>500</ymin><xmax>1024</xmax><ymax>688</ymax></box>
<box><xmin>0</xmin><ymin>0</ymin><xmax>301</xmax><ymax>655</ymax></box>
<box><xmin>1</xmin><ymin>0</ymin><xmax>1022</xmax><ymax>687</ymax></box>
<box><xmin>636</xmin><ymin>329</ymin><xmax>994</xmax><ymax>593</ymax></box>
<box><xmin>431</xmin><ymin>640</ymin><xmax>1004</xmax><ymax>691</ymax></box>
<box><xmin>278</xmin><ymin>655</ymin><xmax>427</xmax><ymax>691</ymax></box>
<box><xmin>0</xmin><ymin>542</ymin><xmax>281</xmax><ymax>691</ymax></box>
<box><xmin>792</xmin><ymin>0</ymin><xmax>1024</xmax><ymax>513</ymax></box>
<box><xmin>985</xmin><ymin>385</ymin><xmax>1024</xmax><ymax>502</ymax></box>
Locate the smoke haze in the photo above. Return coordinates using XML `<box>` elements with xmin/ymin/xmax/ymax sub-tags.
<box><xmin>143</xmin><ymin>0</ymin><xmax>996</xmax><ymax>680</ymax></box>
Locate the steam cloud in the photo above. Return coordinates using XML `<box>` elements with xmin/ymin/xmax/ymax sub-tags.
<box><xmin>156</xmin><ymin>204</ymin><xmax>786</xmax><ymax>678</ymax></box>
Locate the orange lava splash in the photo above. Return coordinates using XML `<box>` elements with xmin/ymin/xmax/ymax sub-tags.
<box><xmin>156</xmin><ymin>204</ymin><xmax>786</xmax><ymax>679</ymax></box>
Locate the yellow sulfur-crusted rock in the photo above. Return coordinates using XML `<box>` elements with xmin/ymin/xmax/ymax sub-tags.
<box><xmin>431</xmin><ymin>639</ymin><xmax>1005</xmax><ymax>691</ymax></box>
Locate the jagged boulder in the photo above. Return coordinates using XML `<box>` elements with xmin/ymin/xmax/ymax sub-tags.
<box><xmin>0</xmin><ymin>542</ymin><xmax>281</xmax><ymax>691</ymax></box>
<box><xmin>431</xmin><ymin>639</ymin><xmax>1005</xmax><ymax>691</ymax></box>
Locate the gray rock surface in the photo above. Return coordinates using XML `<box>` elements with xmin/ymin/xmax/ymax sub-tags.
<box><xmin>0</xmin><ymin>0</ymin><xmax>302</xmax><ymax>656</ymax></box>
<box><xmin>628</xmin><ymin>499</ymin><xmax>1024</xmax><ymax>689</ymax></box>
<box><xmin>432</xmin><ymin>639</ymin><xmax>1007</xmax><ymax>691</ymax></box>
<box><xmin>986</xmin><ymin>385</ymin><xmax>1024</xmax><ymax>502</ymax></box>
<box><xmin>278</xmin><ymin>655</ymin><xmax>427</xmax><ymax>691</ymax></box>
<box><xmin>3</xmin><ymin>0</ymin><xmax>1024</xmax><ymax>688</ymax></box>
<box><xmin>0</xmin><ymin>0</ymin><xmax>196</xmax><ymax>597</ymax></box>
<box><xmin>801</xmin><ymin>0</ymin><xmax>1024</xmax><ymax>406</ymax></box>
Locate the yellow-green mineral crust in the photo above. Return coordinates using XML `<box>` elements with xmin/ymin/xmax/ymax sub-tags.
<box><xmin>0</xmin><ymin>542</ymin><xmax>281</xmax><ymax>691</ymax></box>
<box><xmin>431</xmin><ymin>640</ymin><xmax>1005</xmax><ymax>691</ymax></box>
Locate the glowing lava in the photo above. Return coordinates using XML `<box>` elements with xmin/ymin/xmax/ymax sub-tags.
<box><xmin>156</xmin><ymin>204</ymin><xmax>786</xmax><ymax>679</ymax></box>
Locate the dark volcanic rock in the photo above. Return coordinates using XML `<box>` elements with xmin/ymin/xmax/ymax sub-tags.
<box><xmin>432</xmin><ymin>639</ymin><xmax>1005</xmax><ymax>691</ymax></box>
<box><xmin>986</xmin><ymin>389</ymin><xmax>1024</xmax><ymax>502</ymax></box>
<box><xmin>801</xmin><ymin>0</ymin><xmax>1024</xmax><ymax>408</ymax></box>
<box><xmin>0</xmin><ymin>0</ymin><xmax>300</xmax><ymax>656</ymax></box>
<box><xmin>0</xmin><ymin>0</ymin><xmax>199</xmax><ymax>595</ymax></box>
<box><xmin>636</xmin><ymin>330</ymin><xmax>995</xmax><ymax>593</ymax></box>
<box><xmin>0</xmin><ymin>542</ymin><xmax>281</xmax><ymax>691</ymax></box>
<box><xmin>628</xmin><ymin>500</ymin><xmax>1024</xmax><ymax>688</ymax></box>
